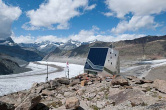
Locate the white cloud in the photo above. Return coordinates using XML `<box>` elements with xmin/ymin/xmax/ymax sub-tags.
<box><xmin>104</xmin><ymin>12</ymin><xmax>114</xmax><ymax>17</ymax></box>
<box><xmin>36</xmin><ymin>35</ymin><xmax>68</xmax><ymax>43</ymax></box>
<box><xmin>24</xmin><ymin>0</ymin><xmax>95</xmax><ymax>30</ymax></box>
<box><xmin>111</xmin><ymin>16</ymin><xmax>157</xmax><ymax>34</ymax></box>
<box><xmin>84</xmin><ymin>4</ymin><xmax>96</xmax><ymax>11</ymax></box>
<box><xmin>105</xmin><ymin>0</ymin><xmax>166</xmax><ymax>33</ymax></box>
<box><xmin>69</xmin><ymin>27</ymin><xmax>145</xmax><ymax>42</ymax></box>
<box><xmin>0</xmin><ymin>0</ymin><xmax>22</xmax><ymax>39</ymax></box>
<box><xmin>12</xmin><ymin>26</ymin><xmax>145</xmax><ymax>43</ymax></box>
<box><xmin>11</xmin><ymin>34</ymin><xmax>35</xmax><ymax>43</ymax></box>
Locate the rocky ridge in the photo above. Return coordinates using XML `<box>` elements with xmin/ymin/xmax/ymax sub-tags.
<box><xmin>0</xmin><ymin>74</ymin><xmax>166</xmax><ymax>110</ymax></box>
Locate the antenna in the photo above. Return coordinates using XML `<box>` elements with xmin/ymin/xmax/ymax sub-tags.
<box><xmin>46</xmin><ymin>61</ymin><xmax>48</xmax><ymax>82</ymax></box>
<box><xmin>112</xmin><ymin>41</ymin><xmax>114</xmax><ymax>53</ymax></box>
<box><xmin>66</xmin><ymin>62</ymin><xmax>69</xmax><ymax>79</ymax></box>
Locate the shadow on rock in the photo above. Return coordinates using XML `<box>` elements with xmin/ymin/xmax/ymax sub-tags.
<box><xmin>31</xmin><ymin>103</ymin><xmax>49</xmax><ymax>110</ymax></box>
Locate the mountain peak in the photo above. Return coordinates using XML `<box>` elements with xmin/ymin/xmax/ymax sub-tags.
<box><xmin>0</xmin><ymin>37</ymin><xmax>16</xmax><ymax>46</ymax></box>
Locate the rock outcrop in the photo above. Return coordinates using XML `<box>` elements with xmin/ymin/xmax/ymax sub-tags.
<box><xmin>0</xmin><ymin>74</ymin><xmax>166</xmax><ymax>110</ymax></box>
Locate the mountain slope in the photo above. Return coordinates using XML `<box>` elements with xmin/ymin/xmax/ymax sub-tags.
<box><xmin>45</xmin><ymin>35</ymin><xmax>166</xmax><ymax>62</ymax></box>
<box><xmin>0</xmin><ymin>56</ymin><xmax>31</xmax><ymax>75</ymax></box>
<box><xmin>0</xmin><ymin>38</ymin><xmax>43</xmax><ymax>62</ymax></box>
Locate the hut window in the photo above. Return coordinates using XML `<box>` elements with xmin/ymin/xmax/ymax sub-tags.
<box><xmin>111</xmin><ymin>62</ymin><xmax>112</xmax><ymax>65</ymax></box>
<box><xmin>115</xmin><ymin>54</ymin><xmax>116</xmax><ymax>56</ymax></box>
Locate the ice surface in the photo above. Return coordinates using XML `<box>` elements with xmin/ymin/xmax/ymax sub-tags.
<box><xmin>0</xmin><ymin>61</ymin><xmax>83</xmax><ymax>96</ymax></box>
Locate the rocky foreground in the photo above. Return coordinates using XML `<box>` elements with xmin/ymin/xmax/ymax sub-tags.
<box><xmin>0</xmin><ymin>74</ymin><xmax>166</xmax><ymax>110</ymax></box>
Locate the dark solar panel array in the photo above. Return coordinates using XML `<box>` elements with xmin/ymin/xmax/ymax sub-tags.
<box><xmin>87</xmin><ymin>48</ymin><xmax>108</xmax><ymax>66</ymax></box>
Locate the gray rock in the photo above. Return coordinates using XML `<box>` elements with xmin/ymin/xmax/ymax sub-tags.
<box><xmin>50</xmin><ymin>80</ymin><xmax>60</xmax><ymax>89</ymax></box>
<box><xmin>130</xmin><ymin>98</ymin><xmax>144</xmax><ymax>107</ymax></box>
<box><xmin>64</xmin><ymin>92</ymin><xmax>75</xmax><ymax>97</ymax></box>
<box><xmin>97</xmin><ymin>101</ymin><xmax>106</xmax><ymax>109</ymax></box>
<box><xmin>41</xmin><ymin>89</ymin><xmax>54</xmax><ymax>96</ymax></box>
<box><xmin>65</xmin><ymin>97</ymin><xmax>80</xmax><ymax>109</ymax></box>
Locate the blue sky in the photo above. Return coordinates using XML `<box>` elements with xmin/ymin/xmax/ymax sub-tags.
<box><xmin>0</xmin><ymin>0</ymin><xmax>166</xmax><ymax>43</ymax></box>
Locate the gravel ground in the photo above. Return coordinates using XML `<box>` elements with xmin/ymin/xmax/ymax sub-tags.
<box><xmin>145</xmin><ymin>65</ymin><xmax>166</xmax><ymax>81</ymax></box>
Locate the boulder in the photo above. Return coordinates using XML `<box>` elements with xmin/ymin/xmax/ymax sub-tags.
<box><xmin>57</xmin><ymin>78</ymin><xmax>70</xmax><ymax>85</ymax></box>
<box><xmin>0</xmin><ymin>101</ymin><xmax>15</xmax><ymax>110</ymax></box>
<box><xmin>81</xmin><ymin>80</ymin><xmax>87</xmax><ymax>86</ymax></box>
<box><xmin>65</xmin><ymin>97</ymin><xmax>80</xmax><ymax>109</ymax></box>
<box><xmin>96</xmin><ymin>101</ymin><xmax>106</xmax><ymax>109</ymax></box>
<box><xmin>130</xmin><ymin>98</ymin><xmax>144</xmax><ymax>107</ymax></box>
<box><xmin>111</xmin><ymin>76</ymin><xmax>128</xmax><ymax>86</ymax></box>
<box><xmin>70</xmin><ymin>79</ymin><xmax>80</xmax><ymax>86</ymax></box>
<box><xmin>64</xmin><ymin>92</ymin><xmax>75</xmax><ymax>97</ymax></box>
<box><xmin>41</xmin><ymin>89</ymin><xmax>54</xmax><ymax>96</ymax></box>
<box><xmin>32</xmin><ymin>83</ymin><xmax>39</xmax><ymax>88</ymax></box>
<box><xmin>87</xmin><ymin>81</ymin><xmax>93</xmax><ymax>85</ymax></box>
<box><xmin>153</xmin><ymin>79</ymin><xmax>166</xmax><ymax>93</ymax></box>
<box><xmin>15</xmin><ymin>94</ymin><xmax>42</xmax><ymax>110</ymax></box>
<box><xmin>50</xmin><ymin>80</ymin><xmax>60</xmax><ymax>89</ymax></box>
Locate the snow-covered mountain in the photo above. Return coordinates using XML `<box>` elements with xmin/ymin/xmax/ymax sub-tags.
<box><xmin>0</xmin><ymin>37</ymin><xmax>17</xmax><ymax>46</ymax></box>
<box><xmin>19</xmin><ymin>39</ymin><xmax>96</xmax><ymax>53</ymax></box>
<box><xmin>19</xmin><ymin>41</ymin><xmax>64</xmax><ymax>53</ymax></box>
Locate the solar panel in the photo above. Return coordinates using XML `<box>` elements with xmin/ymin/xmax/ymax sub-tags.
<box><xmin>88</xmin><ymin>48</ymin><xmax>108</xmax><ymax>66</ymax></box>
<box><xmin>84</xmin><ymin>48</ymin><xmax>108</xmax><ymax>71</ymax></box>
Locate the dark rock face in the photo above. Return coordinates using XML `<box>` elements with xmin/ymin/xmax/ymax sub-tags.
<box><xmin>31</xmin><ymin>103</ymin><xmax>49</xmax><ymax>110</ymax></box>
<box><xmin>0</xmin><ymin>58</ymin><xmax>19</xmax><ymax>75</ymax></box>
<box><xmin>0</xmin><ymin>101</ymin><xmax>15</xmax><ymax>110</ymax></box>
<box><xmin>0</xmin><ymin>57</ymin><xmax>31</xmax><ymax>75</ymax></box>
<box><xmin>0</xmin><ymin>45</ymin><xmax>43</xmax><ymax>62</ymax></box>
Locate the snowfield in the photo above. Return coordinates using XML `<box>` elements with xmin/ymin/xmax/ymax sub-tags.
<box><xmin>0</xmin><ymin>61</ymin><xmax>84</xmax><ymax>96</ymax></box>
